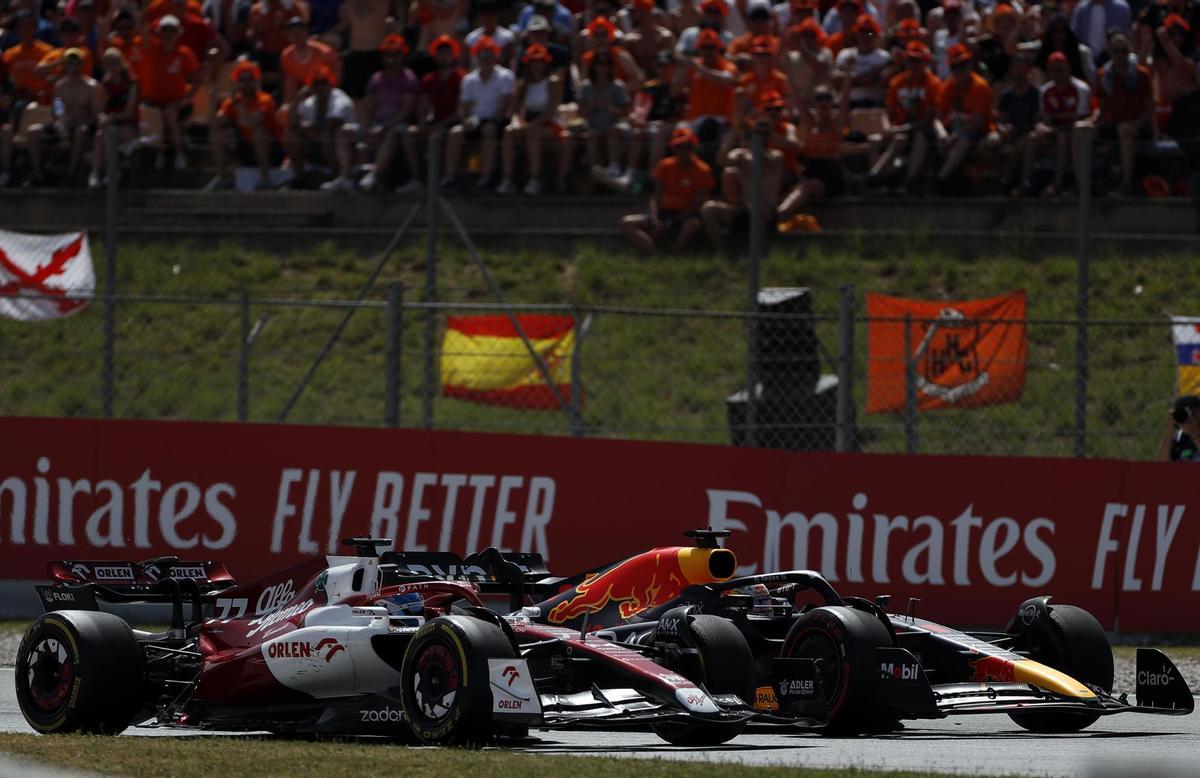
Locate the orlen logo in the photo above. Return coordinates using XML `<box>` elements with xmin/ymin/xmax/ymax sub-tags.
<box><xmin>69</xmin><ymin>563</ymin><xmax>90</xmax><ymax>579</ymax></box>
<box><xmin>881</xmin><ymin>662</ymin><xmax>921</xmax><ymax>680</ymax></box>
<box><xmin>93</xmin><ymin>565</ymin><xmax>134</xmax><ymax>581</ymax></box>
<box><xmin>1138</xmin><ymin>669</ymin><xmax>1174</xmax><ymax>687</ymax></box>
<box><xmin>502</xmin><ymin>665</ymin><xmax>520</xmax><ymax>686</ymax></box>
<box><xmin>360</xmin><ymin>707</ymin><xmax>404</xmax><ymax>722</ymax></box>
<box><xmin>267</xmin><ymin>637</ymin><xmax>345</xmax><ymax>663</ymax></box>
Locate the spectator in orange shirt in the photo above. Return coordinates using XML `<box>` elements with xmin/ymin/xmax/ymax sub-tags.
<box><xmin>868</xmin><ymin>40</ymin><xmax>939</xmax><ymax>192</ymax></box>
<box><xmin>249</xmin><ymin>0</ymin><xmax>309</xmax><ymax>74</ymax></box>
<box><xmin>739</xmin><ymin>35</ymin><xmax>792</xmax><ymax>113</ymax></box>
<box><xmin>823</xmin><ymin>0</ymin><xmax>863</xmax><ymax>55</ymax></box>
<box><xmin>89</xmin><ymin>47</ymin><xmax>140</xmax><ymax>190</ymax></box>
<box><xmin>34</xmin><ymin>17</ymin><xmax>94</xmax><ymax>85</ymax></box>
<box><xmin>935</xmin><ymin>43</ymin><xmax>994</xmax><ymax>188</ymax></box>
<box><xmin>146</xmin><ymin>0</ymin><xmax>229</xmax><ymax>63</ymax></box>
<box><xmin>280</xmin><ymin>15</ymin><xmax>340</xmax><ymax>102</ymax></box>
<box><xmin>621</xmin><ymin>126</ymin><xmax>714</xmax><ymax>252</ymax></box>
<box><xmin>4</xmin><ymin>10</ymin><xmax>54</xmax><ymax>102</ymax></box>
<box><xmin>207</xmin><ymin>59</ymin><xmax>283</xmax><ymax>189</ymax></box>
<box><xmin>673</xmin><ymin>27</ymin><xmax>737</xmax><ymax>135</ymax></box>
<box><xmin>729</xmin><ymin>2</ymin><xmax>778</xmax><ymax>57</ymax></box>
<box><xmin>138</xmin><ymin>15</ymin><xmax>201</xmax><ymax>170</ymax></box>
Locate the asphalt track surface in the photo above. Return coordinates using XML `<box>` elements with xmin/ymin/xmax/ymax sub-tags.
<box><xmin>0</xmin><ymin>669</ymin><xmax>1196</xmax><ymax>777</ymax></box>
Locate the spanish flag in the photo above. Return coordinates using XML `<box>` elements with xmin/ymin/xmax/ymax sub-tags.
<box><xmin>441</xmin><ymin>315</ymin><xmax>578</xmax><ymax>410</ymax></box>
<box><xmin>1172</xmin><ymin>317</ymin><xmax>1200</xmax><ymax>396</ymax></box>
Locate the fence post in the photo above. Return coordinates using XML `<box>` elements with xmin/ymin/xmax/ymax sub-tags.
<box><xmin>904</xmin><ymin>312</ymin><xmax>918</xmax><ymax>454</ymax></box>
<box><xmin>385</xmin><ymin>283</ymin><xmax>403</xmax><ymax>428</ymax></box>
<box><xmin>745</xmin><ymin>130</ymin><xmax>766</xmax><ymax>447</ymax></box>
<box><xmin>102</xmin><ymin>125</ymin><xmax>118</xmax><ymax>418</ymax></box>
<box><xmin>1074</xmin><ymin>125</ymin><xmax>1092</xmax><ymax>458</ymax></box>
<box><xmin>570</xmin><ymin>308</ymin><xmax>584</xmax><ymax>437</ymax></box>
<box><xmin>238</xmin><ymin>292</ymin><xmax>249</xmax><ymax>421</ymax></box>
<box><xmin>422</xmin><ymin>132</ymin><xmax>440</xmax><ymax>430</ymax></box>
<box><xmin>836</xmin><ymin>284</ymin><xmax>855</xmax><ymax>452</ymax></box>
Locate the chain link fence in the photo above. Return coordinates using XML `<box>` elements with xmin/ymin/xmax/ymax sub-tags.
<box><xmin>0</xmin><ymin>288</ymin><xmax>1182</xmax><ymax>461</ymax></box>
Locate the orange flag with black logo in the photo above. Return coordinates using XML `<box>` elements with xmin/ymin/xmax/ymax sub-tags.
<box><xmin>866</xmin><ymin>291</ymin><xmax>1027</xmax><ymax>413</ymax></box>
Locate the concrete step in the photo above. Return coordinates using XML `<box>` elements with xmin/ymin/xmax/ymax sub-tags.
<box><xmin>121</xmin><ymin>206</ymin><xmax>333</xmax><ymax>228</ymax></box>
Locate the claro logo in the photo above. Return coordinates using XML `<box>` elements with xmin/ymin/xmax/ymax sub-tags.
<box><xmin>706</xmin><ymin>489</ymin><xmax>1056</xmax><ymax>588</ymax></box>
<box><xmin>1138</xmin><ymin>669</ymin><xmax>1174</xmax><ymax>687</ymax></box>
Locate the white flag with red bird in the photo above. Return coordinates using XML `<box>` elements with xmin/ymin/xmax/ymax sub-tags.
<box><xmin>0</xmin><ymin>229</ymin><xmax>94</xmax><ymax>321</ymax></box>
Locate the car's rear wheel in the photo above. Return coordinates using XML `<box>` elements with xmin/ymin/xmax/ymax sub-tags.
<box><xmin>399</xmin><ymin>615</ymin><xmax>515</xmax><ymax>746</ymax></box>
<box><xmin>782</xmin><ymin>606</ymin><xmax>893</xmax><ymax>734</ymax></box>
<box><xmin>651</xmin><ymin>615</ymin><xmax>755</xmax><ymax>746</ymax></box>
<box><xmin>1008</xmin><ymin>604</ymin><xmax>1113</xmax><ymax>733</ymax></box>
<box><xmin>15</xmin><ymin>610</ymin><xmax>145</xmax><ymax>734</ymax></box>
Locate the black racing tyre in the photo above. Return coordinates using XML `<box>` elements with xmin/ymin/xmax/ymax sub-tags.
<box><xmin>399</xmin><ymin>615</ymin><xmax>516</xmax><ymax>746</ymax></box>
<box><xmin>15</xmin><ymin>610</ymin><xmax>145</xmax><ymax>735</ymax></box>
<box><xmin>651</xmin><ymin>615</ymin><xmax>755</xmax><ymax>746</ymax></box>
<box><xmin>781</xmin><ymin>606</ymin><xmax>893</xmax><ymax>734</ymax></box>
<box><xmin>1008</xmin><ymin>604</ymin><xmax>1113</xmax><ymax>733</ymax></box>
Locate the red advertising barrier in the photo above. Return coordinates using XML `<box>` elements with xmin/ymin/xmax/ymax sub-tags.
<box><xmin>0</xmin><ymin>417</ymin><xmax>1196</xmax><ymax>633</ymax></box>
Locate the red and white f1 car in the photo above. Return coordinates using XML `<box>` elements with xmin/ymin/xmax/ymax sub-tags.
<box><xmin>16</xmin><ymin>539</ymin><xmax>805</xmax><ymax>745</ymax></box>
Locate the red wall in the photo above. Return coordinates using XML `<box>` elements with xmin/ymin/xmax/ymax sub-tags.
<box><xmin>0</xmin><ymin>417</ymin><xmax>1196</xmax><ymax>632</ymax></box>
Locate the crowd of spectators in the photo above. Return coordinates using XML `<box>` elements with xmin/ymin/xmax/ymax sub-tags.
<box><xmin>0</xmin><ymin>0</ymin><xmax>1197</xmax><ymax>215</ymax></box>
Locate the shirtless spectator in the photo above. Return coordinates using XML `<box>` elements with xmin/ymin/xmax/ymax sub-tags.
<box><xmin>702</xmin><ymin>91</ymin><xmax>798</xmax><ymax>250</ymax></box>
<box><xmin>248</xmin><ymin>0</ymin><xmax>309</xmax><ymax>75</ymax></box>
<box><xmin>284</xmin><ymin>64</ymin><xmax>356</xmax><ymax>189</ymax></box>
<box><xmin>335</xmin><ymin>0</ymin><xmax>393</xmax><ymax>104</ymax></box>
<box><xmin>410</xmin><ymin>0</ymin><xmax>468</xmax><ymax>53</ymax></box>
<box><xmin>935</xmin><ymin>43</ymin><xmax>994</xmax><ymax>189</ymax></box>
<box><xmin>621</xmin><ymin>126</ymin><xmax>714</xmax><ymax>251</ymax></box>
<box><xmin>357</xmin><ymin>34</ymin><xmax>420</xmax><ymax>193</ymax></box>
<box><xmin>206</xmin><ymin>59</ymin><xmax>282</xmax><ymax>189</ymax></box>
<box><xmin>623</xmin><ymin>0</ymin><xmax>676</xmax><ymax>75</ymax></box>
<box><xmin>406</xmin><ymin>36</ymin><xmax>464</xmax><ymax>191</ymax></box>
<box><xmin>867</xmin><ymin>40</ymin><xmax>939</xmax><ymax>192</ymax></box>
<box><xmin>465</xmin><ymin>0</ymin><xmax>516</xmax><ymax>69</ymax></box>
<box><xmin>783</xmin><ymin>18</ymin><xmax>832</xmax><ymax>108</ymax></box>
<box><xmin>834</xmin><ymin>14</ymin><xmax>890</xmax><ymax>108</ymax></box>
<box><xmin>1149</xmin><ymin>17</ymin><xmax>1195</xmax><ymax>139</ymax></box>
<box><xmin>89</xmin><ymin>47</ymin><xmax>140</xmax><ymax>189</ymax></box>
<box><xmin>776</xmin><ymin>82</ymin><xmax>849</xmax><ymax>225</ymax></box>
<box><xmin>444</xmin><ymin>35</ymin><xmax>513</xmax><ymax>190</ymax></box>
<box><xmin>26</xmin><ymin>48</ymin><xmax>100</xmax><ymax>186</ymax></box>
<box><xmin>581</xmin><ymin>15</ymin><xmax>646</xmax><ymax>92</ymax></box>
<box><xmin>137</xmin><ymin>15</ymin><xmax>200</xmax><ymax>170</ymax></box>
<box><xmin>1022</xmin><ymin>50</ymin><xmax>1091</xmax><ymax>196</ymax></box>
<box><xmin>280</xmin><ymin>14</ymin><xmax>339</xmax><ymax>102</ymax></box>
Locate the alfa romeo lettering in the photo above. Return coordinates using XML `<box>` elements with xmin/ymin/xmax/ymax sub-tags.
<box><xmin>255</xmin><ymin>579</ymin><xmax>295</xmax><ymax>615</ymax></box>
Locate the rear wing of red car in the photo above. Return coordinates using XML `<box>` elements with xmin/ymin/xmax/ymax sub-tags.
<box><xmin>382</xmin><ymin>547</ymin><xmax>560</xmax><ymax>612</ymax></box>
<box><xmin>36</xmin><ymin>556</ymin><xmax>238</xmax><ymax>630</ymax></box>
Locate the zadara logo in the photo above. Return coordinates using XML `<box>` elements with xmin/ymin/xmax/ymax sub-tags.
<box><xmin>267</xmin><ymin>637</ymin><xmax>346</xmax><ymax>663</ymax></box>
<box><xmin>360</xmin><ymin>707</ymin><xmax>404</xmax><ymax>723</ymax></box>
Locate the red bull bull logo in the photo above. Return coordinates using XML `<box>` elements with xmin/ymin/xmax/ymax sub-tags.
<box><xmin>544</xmin><ymin>547</ymin><xmax>735</xmax><ymax>626</ymax></box>
<box><xmin>968</xmin><ymin>654</ymin><xmax>1016</xmax><ymax>683</ymax></box>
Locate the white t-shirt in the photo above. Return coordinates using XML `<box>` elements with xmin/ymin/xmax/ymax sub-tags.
<box><xmin>835</xmin><ymin>46</ymin><xmax>890</xmax><ymax>104</ymax></box>
<box><xmin>298</xmin><ymin>87</ymin><xmax>355</xmax><ymax>126</ymax></box>
<box><xmin>460</xmin><ymin>66</ymin><xmax>516</xmax><ymax>120</ymax></box>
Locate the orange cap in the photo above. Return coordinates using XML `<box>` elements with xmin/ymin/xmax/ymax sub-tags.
<box><xmin>792</xmin><ymin>18</ymin><xmax>825</xmax><ymax>42</ymax></box>
<box><xmin>307</xmin><ymin>63</ymin><xmax>337</xmax><ymax>87</ymax></box>
<box><xmin>669</xmin><ymin>127</ymin><xmax>699</xmax><ymax>147</ymax></box>
<box><xmin>750</xmin><ymin>34</ymin><xmax>777</xmax><ymax>55</ymax></box>
<box><xmin>634</xmin><ymin>0</ymin><xmax>655</xmax><ymax>11</ymax></box>
<box><xmin>947</xmin><ymin>42</ymin><xmax>972</xmax><ymax>65</ymax></box>
<box><xmin>522</xmin><ymin>43</ymin><xmax>552</xmax><ymax>63</ymax></box>
<box><xmin>430</xmin><ymin>34</ymin><xmax>462</xmax><ymax>58</ymax></box>
<box><xmin>851</xmin><ymin>13</ymin><xmax>880</xmax><ymax>34</ymax></box>
<box><xmin>758</xmin><ymin>89</ymin><xmax>786</xmax><ymax>109</ymax></box>
<box><xmin>471</xmin><ymin>35</ymin><xmax>501</xmax><ymax>57</ymax></box>
<box><xmin>697</xmin><ymin>28</ymin><xmax>725</xmax><ymax>50</ymax></box>
<box><xmin>587</xmin><ymin>16</ymin><xmax>618</xmax><ymax>38</ymax></box>
<box><xmin>905</xmin><ymin>40</ymin><xmax>931</xmax><ymax>61</ymax></box>
<box><xmin>379</xmin><ymin>34</ymin><xmax>409</xmax><ymax>54</ymax></box>
<box><xmin>231</xmin><ymin>59</ymin><xmax>261</xmax><ymax>84</ymax></box>
<box><xmin>700</xmin><ymin>0</ymin><xmax>729</xmax><ymax>16</ymax></box>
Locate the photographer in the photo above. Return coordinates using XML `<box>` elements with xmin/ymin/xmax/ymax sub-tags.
<box><xmin>1157</xmin><ymin>395</ymin><xmax>1200</xmax><ymax>461</ymax></box>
